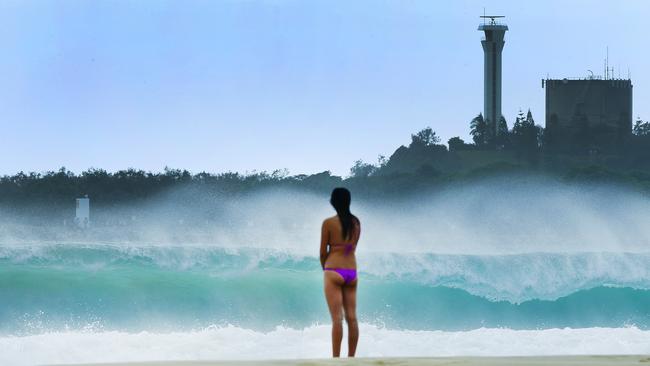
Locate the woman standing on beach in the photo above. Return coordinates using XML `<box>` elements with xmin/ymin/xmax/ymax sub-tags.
<box><xmin>320</xmin><ymin>187</ymin><xmax>361</xmax><ymax>357</ymax></box>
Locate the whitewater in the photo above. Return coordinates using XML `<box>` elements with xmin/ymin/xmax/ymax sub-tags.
<box><xmin>1</xmin><ymin>244</ymin><xmax>650</xmax><ymax>365</ymax></box>
<box><xmin>2</xmin><ymin>181</ymin><xmax>650</xmax><ymax>364</ymax></box>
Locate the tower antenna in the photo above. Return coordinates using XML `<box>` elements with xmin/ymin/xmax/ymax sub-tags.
<box><xmin>479</xmin><ymin>15</ymin><xmax>505</xmax><ymax>25</ymax></box>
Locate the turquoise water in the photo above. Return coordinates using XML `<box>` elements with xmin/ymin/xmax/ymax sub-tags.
<box><xmin>2</xmin><ymin>244</ymin><xmax>650</xmax><ymax>335</ymax></box>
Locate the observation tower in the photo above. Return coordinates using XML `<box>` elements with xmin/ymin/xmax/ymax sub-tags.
<box><xmin>478</xmin><ymin>15</ymin><xmax>508</xmax><ymax>136</ymax></box>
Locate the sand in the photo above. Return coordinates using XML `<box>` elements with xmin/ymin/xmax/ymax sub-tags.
<box><xmin>52</xmin><ymin>355</ymin><xmax>650</xmax><ymax>366</ymax></box>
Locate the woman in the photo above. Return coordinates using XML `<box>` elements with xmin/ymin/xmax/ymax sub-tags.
<box><xmin>320</xmin><ymin>187</ymin><xmax>361</xmax><ymax>358</ymax></box>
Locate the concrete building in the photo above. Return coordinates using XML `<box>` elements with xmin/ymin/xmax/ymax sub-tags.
<box><xmin>75</xmin><ymin>196</ymin><xmax>90</xmax><ymax>228</ymax></box>
<box><xmin>478</xmin><ymin>16</ymin><xmax>508</xmax><ymax>136</ymax></box>
<box><xmin>543</xmin><ymin>77</ymin><xmax>633</xmax><ymax>150</ymax></box>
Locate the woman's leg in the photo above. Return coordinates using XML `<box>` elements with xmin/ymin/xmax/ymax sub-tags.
<box><xmin>342</xmin><ymin>279</ymin><xmax>359</xmax><ymax>357</ymax></box>
<box><xmin>323</xmin><ymin>271</ymin><xmax>344</xmax><ymax>357</ymax></box>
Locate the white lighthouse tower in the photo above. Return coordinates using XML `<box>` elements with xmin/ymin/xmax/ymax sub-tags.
<box><xmin>75</xmin><ymin>195</ymin><xmax>90</xmax><ymax>228</ymax></box>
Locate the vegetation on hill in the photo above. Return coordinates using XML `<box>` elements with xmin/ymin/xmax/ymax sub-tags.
<box><xmin>2</xmin><ymin>113</ymin><xmax>650</xmax><ymax>226</ymax></box>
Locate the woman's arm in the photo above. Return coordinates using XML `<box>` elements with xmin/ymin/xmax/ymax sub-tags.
<box><xmin>319</xmin><ymin>219</ymin><xmax>329</xmax><ymax>269</ymax></box>
<box><xmin>355</xmin><ymin>219</ymin><xmax>361</xmax><ymax>243</ymax></box>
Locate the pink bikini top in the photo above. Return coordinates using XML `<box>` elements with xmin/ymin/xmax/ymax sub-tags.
<box><xmin>329</xmin><ymin>225</ymin><xmax>360</xmax><ymax>256</ymax></box>
<box><xmin>330</xmin><ymin>227</ymin><xmax>360</xmax><ymax>255</ymax></box>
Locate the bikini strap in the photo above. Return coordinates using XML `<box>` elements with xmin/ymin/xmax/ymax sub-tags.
<box><xmin>330</xmin><ymin>221</ymin><xmax>360</xmax><ymax>255</ymax></box>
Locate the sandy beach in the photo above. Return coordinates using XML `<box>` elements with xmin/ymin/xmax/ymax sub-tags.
<box><xmin>53</xmin><ymin>355</ymin><xmax>650</xmax><ymax>366</ymax></box>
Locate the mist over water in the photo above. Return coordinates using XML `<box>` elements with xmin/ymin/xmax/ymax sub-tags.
<box><xmin>2</xmin><ymin>175</ymin><xmax>650</xmax><ymax>253</ymax></box>
<box><xmin>358</xmin><ymin>178</ymin><xmax>650</xmax><ymax>254</ymax></box>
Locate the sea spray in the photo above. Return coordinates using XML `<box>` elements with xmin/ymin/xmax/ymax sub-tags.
<box><xmin>2</xmin><ymin>244</ymin><xmax>650</xmax><ymax>335</ymax></box>
<box><xmin>3</xmin><ymin>179</ymin><xmax>650</xmax><ymax>364</ymax></box>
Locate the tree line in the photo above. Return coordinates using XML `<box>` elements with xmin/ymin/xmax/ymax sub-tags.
<box><xmin>2</xmin><ymin>110</ymin><xmax>650</xmax><ymax>224</ymax></box>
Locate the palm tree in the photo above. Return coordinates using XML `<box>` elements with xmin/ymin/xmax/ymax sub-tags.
<box><xmin>470</xmin><ymin>113</ymin><xmax>487</xmax><ymax>146</ymax></box>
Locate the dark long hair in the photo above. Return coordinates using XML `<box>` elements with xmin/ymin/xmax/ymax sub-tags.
<box><xmin>330</xmin><ymin>187</ymin><xmax>359</xmax><ymax>241</ymax></box>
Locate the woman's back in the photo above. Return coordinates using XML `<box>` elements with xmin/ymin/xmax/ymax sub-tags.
<box><xmin>323</xmin><ymin>215</ymin><xmax>360</xmax><ymax>269</ymax></box>
<box><xmin>321</xmin><ymin>187</ymin><xmax>360</xmax><ymax>358</ymax></box>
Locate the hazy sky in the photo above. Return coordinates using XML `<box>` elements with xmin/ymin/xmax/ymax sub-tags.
<box><xmin>1</xmin><ymin>0</ymin><xmax>648</xmax><ymax>176</ymax></box>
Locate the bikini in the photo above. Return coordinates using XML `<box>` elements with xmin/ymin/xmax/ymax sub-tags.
<box><xmin>323</xmin><ymin>242</ymin><xmax>357</xmax><ymax>284</ymax></box>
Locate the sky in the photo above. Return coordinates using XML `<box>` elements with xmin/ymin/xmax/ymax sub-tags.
<box><xmin>1</xmin><ymin>0</ymin><xmax>648</xmax><ymax>177</ymax></box>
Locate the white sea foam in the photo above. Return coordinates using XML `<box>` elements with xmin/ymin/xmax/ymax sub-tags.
<box><xmin>3</xmin><ymin>243</ymin><xmax>650</xmax><ymax>302</ymax></box>
<box><xmin>1</xmin><ymin>244</ymin><xmax>650</xmax><ymax>306</ymax></box>
<box><xmin>2</xmin><ymin>324</ymin><xmax>650</xmax><ymax>366</ymax></box>
<box><xmin>361</xmin><ymin>251</ymin><xmax>650</xmax><ymax>301</ymax></box>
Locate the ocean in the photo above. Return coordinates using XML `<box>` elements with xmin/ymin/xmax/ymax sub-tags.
<box><xmin>2</xmin><ymin>243</ymin><xmax>650</xmax><ymax>365</ymax></box>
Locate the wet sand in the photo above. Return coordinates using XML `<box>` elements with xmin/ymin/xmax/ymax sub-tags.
<box><xmin>52</xmin><ymin>355</ymin><xmax>650</xmax><ymax>366</ymax></box>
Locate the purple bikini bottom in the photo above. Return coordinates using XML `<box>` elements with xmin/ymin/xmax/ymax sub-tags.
<box><xmin>324</xmin><ymin>268</ymin><xmax>357</xmax><ymax>284</ymax></box>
